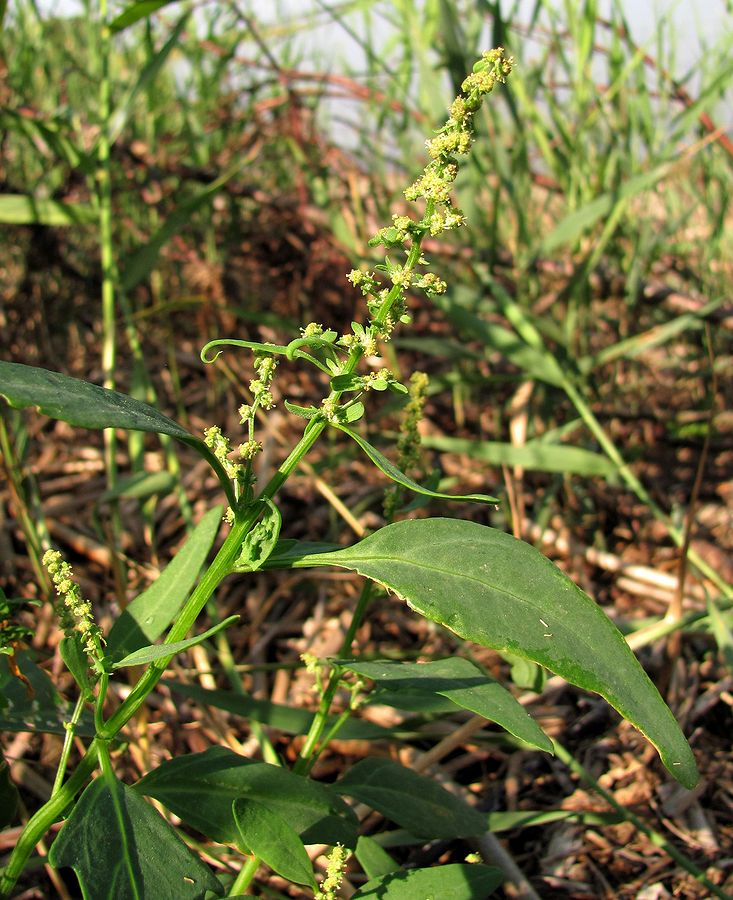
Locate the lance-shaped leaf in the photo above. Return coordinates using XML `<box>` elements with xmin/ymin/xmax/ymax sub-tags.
<box><xmin>0</xmin><ymin>194</ymin><xmax>97</xmax><ymax>226</ymax></box>
<box><xmin>333</xmin><ymin>425</ymin><xmax>499</xmax><ymax>505</ymax></box>
<box><xmin>340</xmin><ymin>658</ymin><xmax>552</xmax><ymax>753</ymax></box>
<box><xmin>111</xmin><ymin>616</ymin><xmax>239</xmax><ymax>669</ymax></box>
<box><xmin>332</xmin><ymin>758</ymin><xmax>486</xmax><ymax>839</ymax></box>
<box><xmin>0</xmin><ymin>362</ymin><xmax>235</xmax><ymax>504</ymax></box>
<box><xmin>106</xmin><ymin>507</ymin><xmax>222</xmax><ymax>662</ymax></box>
<box><xmin>292</xmin><ymin>518</ymin><xmax>699</xmax><ymax>789</ymax></box>
<box><xmin>48</xmin><ymin>777</ymin><xmax>222</xmax><ymax>899</ymax></box>
<box><xmin>351</xmin><ymin>863</ymin><xmax>503</xmax><ymax>899</ymax></box>
<box><xmin>110</xmin><ymin>0</ymin><xmax>183</xmax><ymax>32</ymax></box>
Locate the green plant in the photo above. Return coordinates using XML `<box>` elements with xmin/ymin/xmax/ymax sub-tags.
<box><xmin>0</xmin><ymin>46</ymin><xmax>709</xmax><ymax>900</ymax></box>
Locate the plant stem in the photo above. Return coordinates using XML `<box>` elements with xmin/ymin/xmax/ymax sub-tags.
<box><xmin>227</xmin><ymin>854</ymin><xmax>260</xmax><ymax>897</ymax></box>
<box><xmin>51</xmin><ymin>694</ymin><xmax>87</xmax><ymax>796</ymax></box>
<box><xmin>0</xmin><ymin>412</ymin><xmax>332</xmax><ymax>897</ymax></box>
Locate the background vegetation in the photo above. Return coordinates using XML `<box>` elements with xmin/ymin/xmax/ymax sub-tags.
<box><xmin>1</xmin><ymin>1</ymin><xmax>732</xmax><ymax>896</ymax></box>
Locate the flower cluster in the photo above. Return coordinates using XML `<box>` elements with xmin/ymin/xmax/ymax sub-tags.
<box><xmin>42</xmin><ymin>549</ymin><xmax>103</xmax><ymax>668</ymax></box>
<box><xmin>343</xmin><ymin>47</ymin><xmax>513</xmax><ymax>351</ymax></box>
<box><xmin>383</xmin><ymin>371</ymin><xmax>429</xmax><ymax>521</ymax></box>
<box><xmin>314</xmin><ymin>844</ymin><xmax>351</xmax><ymax>900</ymax></box>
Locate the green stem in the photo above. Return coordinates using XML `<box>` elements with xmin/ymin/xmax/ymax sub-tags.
<box><xmin>0</xmin><ymin>412</ymin><xmax>331</xmax><ymax>897</ymax></box>
<box><xmin>293</xmin><ymin>580</ymin><xmax>377</xmax><ymax>776</ymax></box>
<box><xmin>227</xmin><ymin>854</ymin><xmax>261</xmax><ymax>897</ymax></box>
<box><xmin>51</xmin><ymin>694</ymin><xmax>87</xmax><ymax>796</ymax></box>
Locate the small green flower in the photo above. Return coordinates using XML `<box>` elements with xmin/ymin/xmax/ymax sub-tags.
<box><xmin>238</xmin><ymin>439</ymin><xmax>262</xmax><ymax>461</ymax></box>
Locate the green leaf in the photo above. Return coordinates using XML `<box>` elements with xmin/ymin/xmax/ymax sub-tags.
<box><xmin>106</xmin><ymin>507</ymin><xmax>222</xmax><ymax>662</ymax></box>
<box><xmin>110</xmin><ymin>0</ymin><xmax>183</xmax><ymax>31</ymax></box>
<box><xmin>355</xmin><ymin>836</ymin><xmax>399</xmax><ymax>881</ymax></box>
<box><xmin>420</xmin><ymin>435</ymin><xmax>616</xmax><ymax>477</ymax></box>
<box><xmin>284</xmin><ymin>400</ymin><xmax>320</xmax><ymax>419</ymax></box>
<box><xmin>334</xmin><ymin>425</ymin><xmax>499</xmax><ymax>504</ymax></box>
<box><xmin>167</xmin><ymin>682</ymin><xmax>397</xmax><ymax>741</ymax></box>
<box><xmin>341</xmin><ymin>401</ymin><xmax>366</xmax><ymax>424</ymax></box>
<box><xmin>106</xmin><ymin>13</ymin><xmax>190</xmax><ymax>146</ymax></box>
<box><xmin>332</xmin><ymin>758</ymin><xmax>486</xmax><ymax>839</ymax></box>
<box><xmin>232</xmin><ymin>500</ymin><xmax>281</xmax><ymax>572</ymax></box>
<box><xmin>708</xmin><ymin>596</ymin><xmax>733</xmax><ymax>674</ymax></box>
<box><xmin>540</xmin><ymin>162</ymin><xmax>674</xmax><ymax>254</ymax></box>
<box><xmin>0</xmin><ymin>110</ymin><xmax>88</xmax><ymax>171</ymax></box>
<box><xmin>485</xmin><ymin>808</ymin><xmax>624</xmax><ymax>832</ymax></box>
<box><xmin>48</xmin><ymin>777</ymin><xmax>222</xmax><ymax>899</ymax></box>
<box><xmin>232</xmin><ymin>799</ymin><xmax>317</xmax><ymax>889</ymax></box>
<box><xmin>111</xmin><ymin>616</ymin><xmax>239</xmax><ymax>669</ymax></box>
<box><xmin>60</xmin><ymin>634</ymin><xmax>93</xmax><ymax>695</ymax></box>
<box><xmin>98</xmin><ymin>470</ymin><xmax>176</xmax><ymax>505</ymax></box>
<box><xmin>134</xmin><ymin>747</ymin><xmax>358</xmax><ymax>848</ymax></box>
<box><xmin>0</xmin><ymin>362</ymin><xmax>234</xmax><ymax>504</ymax></box>
<box><xmin>263</xmin><ymin>538</ymin><xmax>342</xmax><ymax>569</ymax></box>
<box><xmin>292</xmin><ymin>519</ymin><xmax>699</xmax><ymax>789</ymax></box>
<box><xmin>0</xmin><ymin>194</ymin><xmax>96</xmax><ymax>226</ymax></box>
<box><xmin>340</xmin><ymin>658</ymin><xmax>552</xmax><ymax>753</ymax></box>
<box><xmin>351</xmin><ymin>863</ymin><xmax>503</xmax><ymax>899</ymax></box>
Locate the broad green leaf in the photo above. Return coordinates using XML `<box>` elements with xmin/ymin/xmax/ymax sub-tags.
<box><xmin>49</xmin><ymin>777</ymin><xmax>222</xmax><ymax>899</ymax></box>
<box><xmin>355</xmin><ymin>836</ymin><xmax>399</xmax><ymax>880</ymax></box>
<box><xmin>106</xmin><ymin>507</ymin><xmax>222</xmax><ymax>662</ymax></box>
<box><xmin>232</xmin><ymin>799</ymin><xmax>317</xmax><ymax>889</ymax></box>
<box><xmin>420</xmin><ymin>435</ymin><xmax>615</xmax><ymax>477</ymax></box>
<box><xmin>340</xmin><ymin>658</ymin><xmax>552</xmax><ymax>753</ymax></box>
<box><xmin>0</xmin><ymin>194</ymin><xmax>96</xmax><ymax>226</ymax></box>
<box><xmin>0</xmin><ymin>362</ymin><xmax>234</xmax><ymax>503</ymax></box>
<box><xmin>332</xmin><ymin>758</ymin><xmax>486</xmax><ymax>839</ymax></box>
<box><xmin>0</xmin><ymin>754</ymin><xmax>19</xmax><ymax>829</ymax></box>
<box><xmin>232</xmin><ymin>500</ymin><xmax>281</xmax><ymax>572</ymax></box>
<box><xmin>111</xmin><ymin>616</ymin><xmax>239</xmax><ymax>669</ymax></box>
<box><xmin>167</xmin><ymin>682</ymin><xmax>398</xmax><ymax>741</ymax></box>
<box><xmin>110</xmin><ymin>0</ymin><xmax>182</xmax><ymax>31</ymax></box>
<box><xmin>134</xmin><ymin>747</ymin><xmax>358</xmax><ymax>848</ymax></box>
<box><xmin>334</xmin><ymin>425</ymin><xmax>499</xmax><ymax>504</ymax></box>
<box><xmin>292</xmin><ymin>519</ymin><xmax>699</xmax><ymax>789</ymax></box>
<box><xmin>351</xmin><ymin>863</ymin><xmax>503</xmax><ymax>899</ymax></box>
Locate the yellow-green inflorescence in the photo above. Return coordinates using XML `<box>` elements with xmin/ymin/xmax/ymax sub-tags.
<box><xmin>343</xmin><ymin>47</ymin><xmax>513</xmax><ymax>352</ymax></box>
<box><xmin>205</xmin><ymin>351</ymin><xmax>279</xmax><ymax>519</ymax></box>
<box><xmin>42</xmin><ymin>549</ymin><xmax>104</xmax><ymax>670</ymax></box>
<box><xmin>383</xmin><ymin>370</ymin><xmax>430</xmax><ymax>521</ymax></box>
<box><xmin>314</xmin><ymin>843</ymin><xmax>351</xmax><ymax>900</ymax></box>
